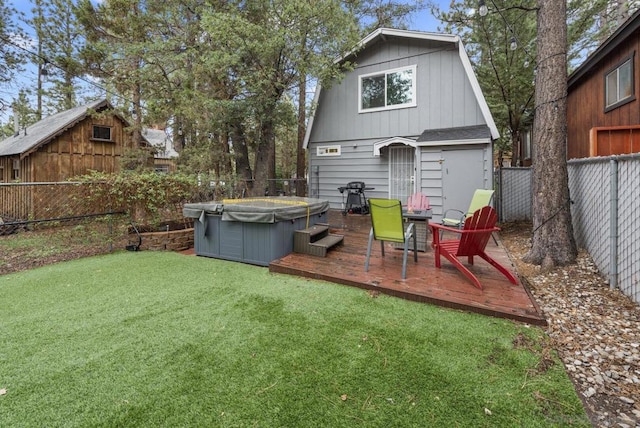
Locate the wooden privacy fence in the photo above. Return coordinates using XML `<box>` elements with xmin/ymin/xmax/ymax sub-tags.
<box><xmin>0</xmin><ymin>179</ymin><xmax>294</xmax><ymax>227</ymax></box>
<box><xmin>0</xmin><ymin>182</ymin><xmax>118</xmax><ymax>224</ymax></box>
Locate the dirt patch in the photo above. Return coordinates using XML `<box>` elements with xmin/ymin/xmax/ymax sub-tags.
<box><xmin>0</xmin><ymin>223</ymin><xmax>128</xmax><ymax>275</ymax></box>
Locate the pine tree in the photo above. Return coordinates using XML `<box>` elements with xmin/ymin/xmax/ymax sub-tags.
<box><xmin>0</xmin><ymin>1</ymin><xmax>26</xmax><ymax>109</ymax></box>
<box><xmin>26</xmin><ymin>0</ymin><xmax>85</xmax><ymax>119</ymax></box>
<box><xmin>524</xmin><ymin>0</ymin><xmax>577</xmax><ymax>267</ymax></box>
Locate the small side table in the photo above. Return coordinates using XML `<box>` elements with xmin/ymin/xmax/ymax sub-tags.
<box><xmin>399</xmin><ymin>209</ymin><xmax>432</xmax><ymax>252</ymax></box>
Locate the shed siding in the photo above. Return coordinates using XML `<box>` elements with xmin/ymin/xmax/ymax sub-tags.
<box><xmin>309</xmin><ymin>140</ymin><xmax>389</xmax><ymax>208</ymax></box>
<box><xmin>416</xmin><ymin>145</ymin><xmax>492</xmax><ymax>222</ymax></box>
<box><xmin>309</xmin><ymin>38</ymin><xmax>485</xmax><ymax>144</ymax></box>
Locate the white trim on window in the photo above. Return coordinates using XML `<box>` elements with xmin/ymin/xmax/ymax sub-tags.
<box><xmin>358</xmin><ymin>65</ymin><xmax>417</xmax><ymax>113</ymax></box>
<box><xmin>317</xmin><ymin>145</ymin><xmax>341</xmax><ymax>156</ymax></box>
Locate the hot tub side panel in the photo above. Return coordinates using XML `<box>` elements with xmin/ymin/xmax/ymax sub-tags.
<box><xmin>193</xmin><ymin>212</ymin><xmax>327</xmax><ymax>266</ymax></box>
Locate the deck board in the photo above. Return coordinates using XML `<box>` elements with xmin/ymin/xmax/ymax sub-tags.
<box><xmin>269</xmin><ymin>210</ymin><xmax>546</xmax><ymax>326</ymax></box>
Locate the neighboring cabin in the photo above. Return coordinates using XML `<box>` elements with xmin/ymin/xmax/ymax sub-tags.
<box><xmin>567</xmin><ymin>9</ymin><xmax>640</xmax><ymax>159</ymax></box>
<box><xmin>303</xmin><ymin>28</ymin><xmax>499</xmax><ymax>222</ymax></box>
<box><xmin>143</xmin><ymin>127</ymin><xmax>178</xmax><ymax>173</ymax></box>
<box><xmin>0</xmin><ymin>99</ymin><xmax>147</xmax><ymax>182</ymax></box>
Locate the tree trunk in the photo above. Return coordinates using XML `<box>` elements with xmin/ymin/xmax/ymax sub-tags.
<box><xmin>231</xmin><ymin>120</ymin><xmax>252</xmax><ymax>196</ymax></box>
<box><xmin>132</xmin><ymin>83</ymin><xmax>143</xmax><ymax>148</ymax></box>
<box><xmin>510</xmin><ymin>128</ymin><xmax>521</xmax><ymax>167</ymax></box>
<box><xmin>523</xmin><ymin>0</ymin><xmax>577</xmax><ymax>268</ymax></box>
<box><xmin>217</xmin><ymin>131</ymin><xmax>233</xmax><ymax>176</ymax></box>
<box><xmin>296</xmin><ymin>77</ymin><xmax>307</xmax><ymax>197</ymax></box>
<box><xmin>252</xmin><ymin>117</ymin><xmax>277</xmax><ymax>196</ymax></box>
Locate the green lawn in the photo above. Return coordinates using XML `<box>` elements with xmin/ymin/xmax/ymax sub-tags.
<box><xmin>0</xmin><ymin>252</ymin><xmax>589</xmax><ymax>427</ymax></box>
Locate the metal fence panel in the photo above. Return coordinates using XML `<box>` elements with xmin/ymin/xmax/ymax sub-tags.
<box><xmin>497</xmin><ymin>157</ymin><xmax>640</xmax><ymax>305</ymax></box>
<box><xmin>497</xmin><ymin>167</ymin><xmax>532</xmax><ymax>222</ymax></box>
<box><xmin>617</xmin><ymin>159</ymin><xmax>640</xmax><ymax>303</ymax></box>
<box><xmin>568</xmin><ymin>161</ymin><xmax>610</xmax><ymax>280</ymax></box>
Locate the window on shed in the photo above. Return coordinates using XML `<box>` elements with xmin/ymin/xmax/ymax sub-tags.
<box><xmin>605</xmin><ymin>56</ymin><xmax>634</xmax><ymax>111</ymax></box>
<box><xmin>155</xmin><ymin>164</ymin><xmax>170</xmax><ymax>173</ymax></box>
<box><xmin>12</xmin><ymin>159</ymin><xmax>19</xmax><ymax>180</ymax></box>
<box><xmin>359</xmin><ymin>65</ymin><xmax>416</xmax><ymax>112</ymax></box>
<box><xmin>92</xmin><ymin>125</ymin><xmax>113</xmax><ymax>141</ymax></box>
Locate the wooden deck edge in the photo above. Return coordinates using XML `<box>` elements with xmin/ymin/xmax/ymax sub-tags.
<box><xmin>269</xmin><ymin>263</ymin><xmax>548</xmax><ymax>327</ymax></box>
<box><xmin>516</xmin><ymin>275</ymin><xmax>549</xmax><ymax>325</ymax></box>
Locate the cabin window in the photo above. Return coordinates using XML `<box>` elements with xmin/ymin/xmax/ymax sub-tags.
<box><xmin>12</xmin><ymin>159</ymin><xmax>19</xmax><ymax>180</ymax></box>
<box><xmin>155</xmin><ymin>164</ymin><xmax>170</xmax><ymax>173</ymax></box>
<box><xmin>92</xmin><ymin>125</ymin><xmax>113</xmax><ymax>141</ymax></box>
<box><xmin>317</xmin><ymin>145</ymin><xmax>341</xmax><ymax>156</ymax></box>
<box><xmin>605</xmin><ymin>55</ymin><xmax>634</xmax><ymax>111</ymax></box>
<box><xmin>359</xmin><ymin>65</ymin><xmax>416</xmax><ymax>113</ymax></box>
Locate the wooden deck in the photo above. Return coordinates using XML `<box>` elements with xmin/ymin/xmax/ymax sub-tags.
<box><xmin>269</xmin><ymin>210</ymin><xmax>547</xmax><ymax>326</ymax></box>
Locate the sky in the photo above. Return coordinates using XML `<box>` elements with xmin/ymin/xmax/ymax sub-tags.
<box><xmin>405</xmin><ymin>1</ymin><xmax>450</xmax><ymax>33</ymax></box>
<box><xmin>0</xmin><ymin>1</ymin><xmax>450</xmax><ymax>124</ymax></box>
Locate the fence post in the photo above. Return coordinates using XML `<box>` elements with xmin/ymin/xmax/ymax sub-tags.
<box><xmin>609</xmin><ymin>159</ymin><xmax>618</xmax><ymax>290</ymax></box>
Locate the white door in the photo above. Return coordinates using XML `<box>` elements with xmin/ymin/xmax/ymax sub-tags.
<box><xmin>388</xmin><ymin>146</ymin><xmax>415</xmax><ymax>204</ymax></box>
<box><xmin>441</xmin><ymin>148</ymin><xmax>485</xmax><ymax>213</ymax></box>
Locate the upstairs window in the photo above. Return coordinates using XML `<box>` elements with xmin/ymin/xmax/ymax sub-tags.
<box><xmin>605</xmin><ymin>55</ymin><xmax>634</xmax><ymax>111</ymax></box>
<box><xmin>359</xmin><ymin>65</ymin><xmax>416</xmax><ymax>113</ymax></box>
<box><xmin>92</xmin><ymin>125</ymin><xmax>113</xmax><ymax>141</ymax></box>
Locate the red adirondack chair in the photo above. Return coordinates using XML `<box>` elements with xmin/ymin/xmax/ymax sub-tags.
<box><xmin>429</xmin><ymin>206</ymin><xmax>518</xmax><ymax>290</ymax></box>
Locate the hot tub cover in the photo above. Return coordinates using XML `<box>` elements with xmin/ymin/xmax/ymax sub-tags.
<box><xmin>183</xmin><ymin>196</ymin><xmax>330</xmax><ymax>224</ymax></box>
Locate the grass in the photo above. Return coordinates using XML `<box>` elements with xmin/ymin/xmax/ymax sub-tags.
<box><xmin>0</xmin><ymin>252</ymin><xmax>589</xmax><ymax>427</ymax></box>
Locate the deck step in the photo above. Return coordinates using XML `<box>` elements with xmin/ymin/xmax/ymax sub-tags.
<box><xmin>308</xmin><ymin>234</ymin><xmax>344</xmax><ymax>257</ymax></box>
<box><xmin>294</xmin><ymin>225</ymin><xmax>343</xmax><ymax>257</ymax></box>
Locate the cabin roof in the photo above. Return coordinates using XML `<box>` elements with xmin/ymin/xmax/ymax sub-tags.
<box><xmin>0</xmin><ymin>99</ymin><xmax>129</xmax><ymax>158</ymax></box>
<box><xmin>569</xmin><ymin>8</ymin><xmax>640</xmax><ymax>88</ymax></box>
<box><xmin>143</xmin><ymin>128</ymin><xmax>178</xmax><ymax>159</ymax></box>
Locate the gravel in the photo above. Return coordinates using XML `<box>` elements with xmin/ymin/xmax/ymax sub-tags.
<box><xmin>501</xmin><ymin>222</ymin><xmax>640</xmax><ymax>427</ymax></box>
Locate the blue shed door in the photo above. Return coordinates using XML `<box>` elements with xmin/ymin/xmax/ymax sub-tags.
<box><xmin>388</xmin><ymin>145</ymin><xmax>415</xmax><ymax>204</ymax></box>
<box><xmin>442</xmin><ymin>148</ymin><xmax>485</xmax><ymax>213</ymax></box>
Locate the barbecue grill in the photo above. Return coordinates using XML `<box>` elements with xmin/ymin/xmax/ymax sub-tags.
<box><xmin>338</xmin><ymin>181</ymin><xmax>374</xmax><ymax>215</ymax></box>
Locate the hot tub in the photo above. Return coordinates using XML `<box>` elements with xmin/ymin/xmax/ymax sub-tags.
<box><xmin>183</xmin><ymin>196</ymin><xmax>330</xmax><ymax>266</ymax></box>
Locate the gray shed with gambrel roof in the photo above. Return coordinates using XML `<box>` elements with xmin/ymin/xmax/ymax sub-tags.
<box><xmin>303</xmin><ymin>28</ymin><xmax>498</xmax><ymax>222</ymax></box>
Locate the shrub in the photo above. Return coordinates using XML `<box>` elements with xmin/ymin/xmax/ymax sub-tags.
<box><xmin>73</xmin><ymin>171</ymin><xmax>197</xmax><ymax>226</ymax></box>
